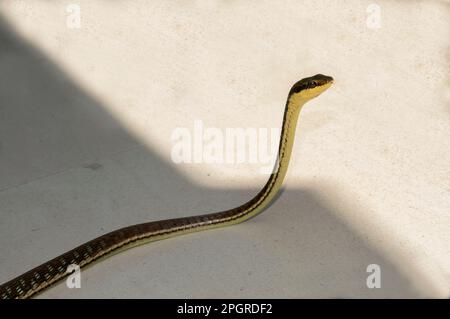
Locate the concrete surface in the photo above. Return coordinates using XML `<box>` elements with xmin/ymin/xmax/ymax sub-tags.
<box><xmin>0</xmin><ymin>1</ymin><xmax>449</xmax><ymax>298</ymax></box>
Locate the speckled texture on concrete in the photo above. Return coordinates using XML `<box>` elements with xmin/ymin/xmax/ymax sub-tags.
<box><xmin>0</xmin><ymin>1</ymin><xmax>449</xmax><ymax>298</ymax></box>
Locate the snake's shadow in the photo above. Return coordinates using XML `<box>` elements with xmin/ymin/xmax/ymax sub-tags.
<box><xmin>0</xmin><ymin>15</ymin><xmax>435</xmax><ymax>298</ymax></box>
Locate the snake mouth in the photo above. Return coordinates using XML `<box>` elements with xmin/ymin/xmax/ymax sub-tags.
<box><xmin>289</xmin><ymin>74</ymin><xmax>334</xmax><ymax>95</ymax></box>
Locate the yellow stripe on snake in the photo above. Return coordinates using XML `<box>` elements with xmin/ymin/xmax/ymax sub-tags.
<box><xmin>0</xmin><ymin>74</ymin><xmax>333</xmax><ymax>298</ymax></box>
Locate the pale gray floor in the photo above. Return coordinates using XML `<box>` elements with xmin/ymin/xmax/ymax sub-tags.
<box><xmin>0</xmin><ymin>1</ymin><xmax>449</xmax><ymax>298</ymax></box>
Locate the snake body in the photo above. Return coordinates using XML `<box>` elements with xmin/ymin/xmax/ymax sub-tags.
<box><xmin>0</xmin><ymin>74</ymin><xmax>333</xmax><ymax>299</ymax></box>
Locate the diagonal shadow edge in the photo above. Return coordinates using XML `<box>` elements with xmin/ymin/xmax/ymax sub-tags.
<box><xmin>0</xmin><ymin>14</ymin><xmax>444</xmax><ymax>298</ymax></box>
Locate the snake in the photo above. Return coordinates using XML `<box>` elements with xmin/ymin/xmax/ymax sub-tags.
<box><xmin>0</xmin><ymin>74</ymin><xmax>333</xmax><ymax>299</ymax></box>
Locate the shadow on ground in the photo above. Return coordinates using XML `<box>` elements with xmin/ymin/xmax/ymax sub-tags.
<box><xmin>0</xmin><ymin>15</ymin><xmax>435</xmax><ymax>298</ymax></box>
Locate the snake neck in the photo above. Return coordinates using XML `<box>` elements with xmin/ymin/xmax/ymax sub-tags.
<box><xmin>224</xmin><ymin>96</ymin><xmax>305</xmax><ymax>223</ymax></box>
<box><xmin>273</xmin><ymin>98</ymin><xmax>305</xmax><ymax>187</ymax></box>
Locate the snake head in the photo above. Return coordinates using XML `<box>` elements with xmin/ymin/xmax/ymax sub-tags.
<box><xmin>288</xmin><ymin>74</ymin><xmax>333</xmax><ymax>103</ymax></box>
